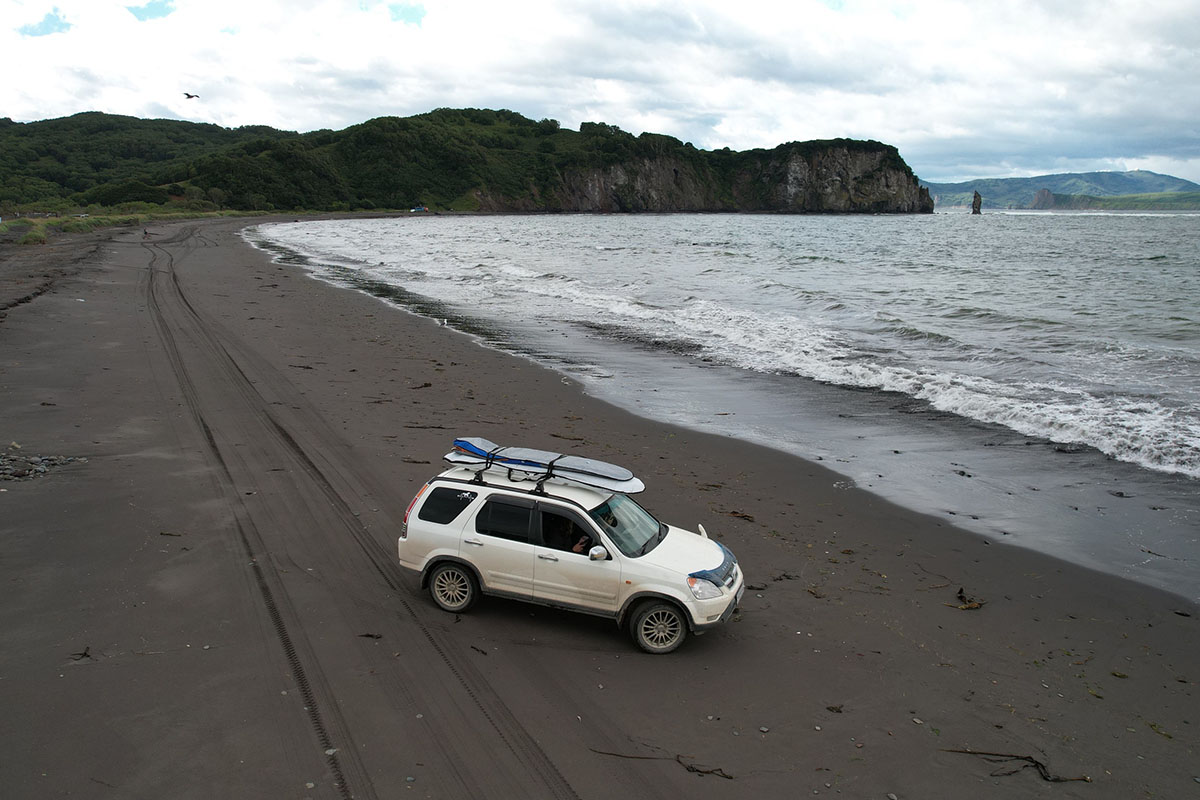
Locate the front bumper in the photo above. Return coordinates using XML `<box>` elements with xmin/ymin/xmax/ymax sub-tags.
<box><xmin>691</xmin><ymin>575</ymin><xmax>745</xmax><ymax>632</ymax></box>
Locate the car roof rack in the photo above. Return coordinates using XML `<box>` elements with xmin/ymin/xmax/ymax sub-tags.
<box><xmin>444</xmin><ymin>436</ymin><xmax>645</xmax><ymax>494</ymax></box>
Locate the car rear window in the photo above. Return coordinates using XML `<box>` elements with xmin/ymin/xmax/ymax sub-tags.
<box><xmin>418</xmin><ymin>487</ymin><xmax>478</xmax><ymax>524</ymax></box>
<box><xmin>475</xmin><ymin>498</ymin><xmax>533</xmax><ymax>543</ymax></box>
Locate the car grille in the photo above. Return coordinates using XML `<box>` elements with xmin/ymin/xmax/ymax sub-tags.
<box><xmin>724</xmin><ymin>564</ymin><xmax>739</xmax><ymax>589</ymax></box>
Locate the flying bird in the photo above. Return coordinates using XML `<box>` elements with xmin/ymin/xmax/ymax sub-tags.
<box><xmin>183</xmin><ymin>92</ymin><xmax>199</xmax><ymax>99</ymax></box>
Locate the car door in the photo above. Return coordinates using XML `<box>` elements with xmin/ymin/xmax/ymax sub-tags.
<box><xmin>464</xmin><ymin>495</ymin><xmax>535</xmax><ymax>598</ymax></box>
<box><xmin>531</xmin><ymin>503</ymin><xmax>623</xmax><ymax>613</ymax></box>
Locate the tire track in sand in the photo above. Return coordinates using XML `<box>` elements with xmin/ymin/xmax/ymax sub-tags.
<box><xmin>139</xmin><ymin>229</ymin><xmax>581</xmax><ymax>799</ymax></box>
<box><xmin>140</xmin><ymin>233</ymin><xmax>369</xmax><ymax>800</ymax></box>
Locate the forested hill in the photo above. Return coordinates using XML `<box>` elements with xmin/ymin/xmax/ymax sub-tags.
<box><xmin>922</xmin><ymin>170</ymin><xmax>1200</xmax><ymax>209</ymax></box>
<box><xmin>1</xmin><ymin>109</ymin><xmax>932</xmax><ymax>214</ymax></box>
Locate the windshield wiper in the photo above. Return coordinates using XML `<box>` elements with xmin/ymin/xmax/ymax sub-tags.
<box><xmin>637</xmin><ymin>522</ymin><xmax>668</xmax><ymax>556</ymax></box>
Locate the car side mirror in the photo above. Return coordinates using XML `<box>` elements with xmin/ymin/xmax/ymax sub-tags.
<box><xmin>588</xmin><ymin>545</ymin><xmax>608</xmax><ymax>561</ymax></box>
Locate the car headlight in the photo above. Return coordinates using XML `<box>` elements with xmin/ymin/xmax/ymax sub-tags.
<box><xmin>687</xmin><ymin>576</ymin><xmax>723</xmax><ymax>600</ymax></box>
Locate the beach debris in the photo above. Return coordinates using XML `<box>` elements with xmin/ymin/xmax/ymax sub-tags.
<box><xmin>69</xmin><ymin>646</ymin><xmax>94</xmax><ymax>661</ymax></box>
<box><xmin>159</xmin><ymin>531</ymin><xmax>182</xmax><ymax>537</ymax></box>
<box><xmin>1139</xmin><ymin>547</ymin><xmax>1187</xmax><ymax>561</ymax></box>
<box><xmin>357</xmin><ymin>633</ymin><xmax>382</xmax><ymax>639</ymax></box>
<box><xmin>587</xmin><ymin>747</ymin><xmax>732</xmax><ymax>779</ymax></box>
<box><xmin>470</xmin><ymin>645</ymin><xmax>488</xmax><ymax>656</ymax></box>
<box><xmin>946</xmin><ymin>586</ymin><xmax>986</xmax><ymax>610</ymax></box>
<box><xmin>728</xmin><ymin>510</ymin><xmax>755</xmax><ymax>521</ymax></box>
<box><xmin>943</xmin><ymin>748</ymin><xmax>1090</xmax><ymax>783</ymax></box>
<box><xmin>826</xmin><ymin>704</ymin><xmax>843</xmax><ymax>713</ymax></box>
<box><xmin>676</xmin><ymin>755</ymin><xmax>732</xmax><ymax>779</ymax></box>
<box><xmin>1147</xmin><ymin>721</ymin><xmax>1172</xmax><ymax>739</ymax></box>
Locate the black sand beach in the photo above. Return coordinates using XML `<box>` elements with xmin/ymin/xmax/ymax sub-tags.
<box><xmin>1</xmin><ymin>218</ymin><xmax>1197</xmax><ymax>798</ymax></box>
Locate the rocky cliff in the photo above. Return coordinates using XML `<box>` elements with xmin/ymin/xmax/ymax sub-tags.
<box><xmin>477</xmin><ymin>140</ymin><xmax>933</xmax><ymax>214</ymax></box>
<box><xmin>744</xmin><ymin>142</ymin><xmax>933</xmax><ymax>213</ymax></box>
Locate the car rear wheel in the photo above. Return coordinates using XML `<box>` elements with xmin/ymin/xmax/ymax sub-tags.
<box><xmin>429</xmin><ymin>563</ymin><xmax>477</xmax><ymax>613</ymax></box>
<box><xmin>631</xmin><ymin>601</ymin><xmax>687</xmax><ymax>654</ymax></box>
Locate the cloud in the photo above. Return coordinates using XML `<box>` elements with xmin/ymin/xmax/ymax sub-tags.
<box><xmin>3</xmin><ymin>0</ymin><xmax>1198</xmax><ymax>182</ymax></box>
<box><xmin>388</xmin><ymin>2</ymin><xmax>424</xmax><ymax>25</ymax></box>
<box><xmin>18</xmin><ymin>6</ymin><xmax>71</xmax><ymax>36</ymax></box>
<box><xmin>126</xmin><ymin>0</ymin><xmax>174</xmax><ymax>21</ymax></box>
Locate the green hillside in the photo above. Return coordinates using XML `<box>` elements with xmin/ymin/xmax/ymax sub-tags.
<box><xmin>0</xmin><ymin>112</ymin><xmax>297</xmax><ymax>207</ymax></box>
<box><xmin>0</xmin><ymin>110</ymin><xmax>925</xmax><ymax>215</ymax></box>
<box><xmin>921</xmin><ymin>170</ymin><xmax>1200</xmax><ymax>209</ymax></box>
<box><xmin>1030</xmin><ymin>190</ymin><xmax>1200</xmax><ymax>211</ymax></box>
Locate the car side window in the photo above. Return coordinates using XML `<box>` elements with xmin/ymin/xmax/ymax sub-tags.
<box><xmin>475</xmin><ymin>497</ymin><xmax>533</xmax><ymax>543</ymax></box>
<box><xmin>539</xmin><ymin>507</ymin><xmax>595</xmax><ymax>555</ymax></box>
<box><xmin>418</xmin><ymin>488</ymin><xmax>477</xmax><ymax>524</ymax></box>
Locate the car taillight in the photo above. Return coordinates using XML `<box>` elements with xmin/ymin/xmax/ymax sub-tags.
<box><xmin>401</xmin><ymin>482</ymin><xmax>430</xmax><ymax>539</ymax></box>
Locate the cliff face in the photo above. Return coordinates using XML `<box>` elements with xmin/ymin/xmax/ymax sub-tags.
<box><xmin>748</xmin><ymin>144</ymin><xmax>933</xmax><ymax>213</ymax></box>
<box><xmin>476</xmin><ymin>141</ymin><xmax>933</xmax><ymax>214</ymax></box>
<box><xmin>553</xmin><ymin>158</ymin><xmax>724</xmax><ymax>212</ymax></box>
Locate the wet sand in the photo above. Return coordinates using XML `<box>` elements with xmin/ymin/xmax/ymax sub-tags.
<box><xmin>1</xmin><ymin>218</ymin><xmax>1197</xmax><ymax>798</ymax></box>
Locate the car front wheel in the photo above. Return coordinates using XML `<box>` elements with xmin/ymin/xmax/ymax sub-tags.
<box><xmin>429</xmin><ymin>563</ymin><xmax>477</xmax><ymax>613</ymax></box>
<box><xmin>631</xmin><ymin>601</ymin><xmax>687</xmax><ymax>654</ymax></box>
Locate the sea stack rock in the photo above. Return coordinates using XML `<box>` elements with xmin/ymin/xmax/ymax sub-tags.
<box><xmin>971</xmin><ymin>190</ymin><xmax>982</xmax><ymax>214</ymax></box>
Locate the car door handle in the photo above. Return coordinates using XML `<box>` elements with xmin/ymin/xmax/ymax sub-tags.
<box><xmin>464</xmin><ymin>538</ymin><xmax>484</xmax><ymax>547</ymax></box>
<box><xmin>537</xmin><ymin>553</ymin><xmax>559</xmax><ymax>561</ymax></box>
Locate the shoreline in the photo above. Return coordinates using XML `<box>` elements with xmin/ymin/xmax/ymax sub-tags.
<box><xmin>246</xmin><ymin>215</ymin><xmax>1200</xmax><ymax>604</ymax></box>
<box><xmin>2</xmin><ymin>218</ymin><xmax>1196</xmax><ymax>798</ymax></box>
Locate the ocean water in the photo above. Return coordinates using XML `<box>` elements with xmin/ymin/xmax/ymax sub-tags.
<box><xmin>246</xmin><ymin>213</ymin><xmax>1200</xmax><ymax>602</ymax></box>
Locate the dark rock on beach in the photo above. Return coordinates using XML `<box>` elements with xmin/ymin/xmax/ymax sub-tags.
<box><xmin>0</xmin><ymin>447</ymin><xmax>86</xmax><ymax>480</ymax></box>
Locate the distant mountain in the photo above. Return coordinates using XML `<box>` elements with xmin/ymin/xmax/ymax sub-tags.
<box><xmin>921</xmin><ymin>170</ymin><xmax>1200</xmax><ymax>209</ymax></box>
<box><xmin>1029</xmin><ymin>188</ymin><xmax>1200</xmax><ymax>211</ymax></box>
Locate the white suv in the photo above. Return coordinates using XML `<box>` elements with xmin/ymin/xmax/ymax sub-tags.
<box><xmin>398</xmin><ymin>440</ymin><xmax>744</xmax><ymax>653</ymax></box>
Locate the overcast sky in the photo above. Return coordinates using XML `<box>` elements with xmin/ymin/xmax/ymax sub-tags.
<box><xmin>5</xmin><ymin>0</ymin><xmax>1199</xmax><ymax>183</ymax></box>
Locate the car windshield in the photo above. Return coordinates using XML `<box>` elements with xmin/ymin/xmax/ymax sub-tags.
<box><xmin>588</xmin><ymin>493</ymin><xmax>666</xmax><ymax>557</ymax></box>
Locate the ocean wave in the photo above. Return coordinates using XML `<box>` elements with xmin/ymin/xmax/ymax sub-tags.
<box><xmin>249</xmin><ymin>216</ymin><xmax>1200</xmax><ymax>480</ymax></box>
<box><xmin>579</xmin><ymin>298</ymin><xmax>1200</xmax><ymax>478</ymax></box>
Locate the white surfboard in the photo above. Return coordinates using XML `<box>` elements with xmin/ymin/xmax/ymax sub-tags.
<box><xmin>446</xmin><ymin>437</ymin><xmax>645</xmax><ymax>493</ymax></box>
